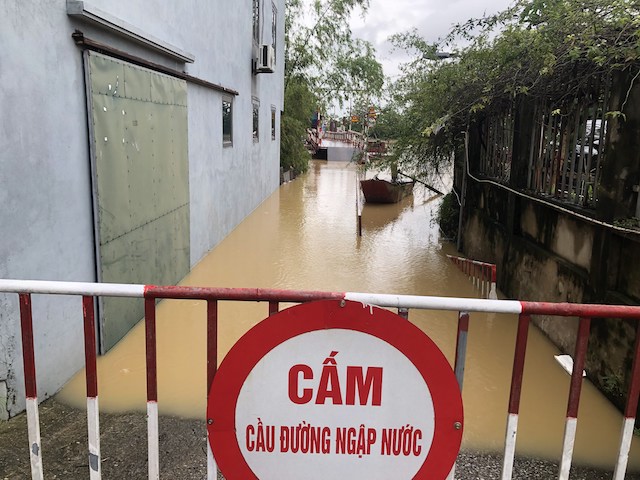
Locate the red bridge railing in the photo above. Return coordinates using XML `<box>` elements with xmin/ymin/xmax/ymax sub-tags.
<box><xmin>323</xmin><ymin>130</ymin><xmax>365</xmax><ymax>149</ymax></box>
<box><xmin>1</xmin><ymin>279</ymin><xmax>639</xmax><ymax>480</ymax></box>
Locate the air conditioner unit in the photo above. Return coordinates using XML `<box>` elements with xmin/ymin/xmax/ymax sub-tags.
<box><xmin>256</xmin><ymin>44</ymin><xmax>275</xmax><ymax>74</ymax></box>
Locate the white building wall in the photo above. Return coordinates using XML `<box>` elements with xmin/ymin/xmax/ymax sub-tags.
<box><xmin>0</xmin><ymin>1</ymin><xmax>97</xmax><ymax>419</ymax></box>
<box><xmin>0</xmin><ymin>0</ymin><xmax>285</xmax><ymax>417</ymax></box>
<box><xmin>185</xmin><ymin>0</ymin><xmax>285</xmax><ymax>262</ymax></box>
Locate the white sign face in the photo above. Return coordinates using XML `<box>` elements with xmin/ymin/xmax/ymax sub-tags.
<box><xmin>208</xmin><ymin>300</ymin><xmax>463</xmax><ymax>480</ymax></box>
<box><xmin>236</xmin><ymin>329</ymin><xmax>434</xmax><ymax>480</ymax></box>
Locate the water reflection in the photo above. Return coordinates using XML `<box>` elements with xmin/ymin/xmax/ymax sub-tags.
<box><xmin>360</xmin><ymin>192</ymin><xmax>442</xmax><ymax>233</ymax></box>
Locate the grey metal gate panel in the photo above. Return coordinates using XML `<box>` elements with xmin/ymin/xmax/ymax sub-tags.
<box><xmin>86</xmin><ymin>51</ymin><xmax>189</xmax><ymax>351</ymax></box>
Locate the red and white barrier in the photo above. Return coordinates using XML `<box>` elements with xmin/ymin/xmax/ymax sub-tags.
<box><xmin>1</xmin><ymin>279</ymin><xmax>640</xmax><ymax>480</ymax></box>
<box><xmin>447</xmin><ymin>254</ymin><xmax>498</xmax><ymax>299</ymax></box>
<box><xmin>82</xmin><ymin>296</ymin><xmax>101</xmax><ymax>479</ymax></box>
<box><xmin>557</xmin><ymin>317</ymin><xmax>591</xmax><ymax>479</ymax></box>
<box><xmin>614</xmin><ymin>322</ymin><xmax>640</xmax><ymax>480</ymax></box>
<box><xmin>18</xmin><ymin>294</ymin><xmax>43</xmax><ymax>480</ymax></box>
<box><xmin>501</xmin><ymin>314</ymin><xmax>530</xmax><ymax>480</ymax></box>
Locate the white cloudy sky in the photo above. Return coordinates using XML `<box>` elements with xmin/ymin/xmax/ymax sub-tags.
<box><xmin>350</xmin><ymin>0</ymin><xmax>515</xmax><ymax>79</ymax></box>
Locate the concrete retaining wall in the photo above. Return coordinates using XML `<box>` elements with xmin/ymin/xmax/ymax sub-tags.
<box><xmin>460</xmin><ymin>180</ymin><xmax>640</xmax><ymax>413</ymax></box>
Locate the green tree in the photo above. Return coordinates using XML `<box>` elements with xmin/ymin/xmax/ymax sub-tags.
<box><xmin>281</xmin><ymin>76</ymin><xmax>315</xmax><ymax>174</ymax></box>
<box><xmin>285</xmin><ymin>0</ymin><xmax>384</xmax><ymax>105</ymax></box>
<box><xmin>388</xmin><ymin>0</ymin><xmax>640</xmax><ymax>177</ymax></box>
<box><xmin>368</xmin><ymin>105</ymin><xmax>404</xmax><ymax>140</ymax></box>
<box><xmin>280</xmin><ymin>0</ymin><xmax>385</xmax><ymax>173</ymax></box>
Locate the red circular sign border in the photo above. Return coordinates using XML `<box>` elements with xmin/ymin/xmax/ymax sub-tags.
<box><xmin>208</xmin><ymin>299</ymin><xmax>463</xmax><ymax>480</ymax></box>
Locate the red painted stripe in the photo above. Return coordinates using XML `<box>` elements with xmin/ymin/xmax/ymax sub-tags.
<box><xmin>207</xmin><ymin>300</ymin><xmax>218</xmax><ymax>393</ymax></box>
<box><xmin>566</xmin><ymin>317</ymin><xmax>591</xmax><ymax>418</ymax></box>
<box><xmin>507</xmin><ymin>314</ymin><xmax>531</xmax><ymax>414</ymax></box>
<box><xmin>82</xmin><ymin>296</ymin><xmax>98</xmax><ymax>398</ymax></box>
<box><xmin>521</xmin><ymin>302</ymin><xmax>640</xmax><ymax>319</ymax></box>
<box><xmin>624</xmin><ymin>322</ymin><xmax>640</xmax><ymax>418</ymax></box>
<box><xmin>455</xmin><ymin>312</ymin><xmax>470</xmax><ymax>359</ymax></box>
<box><xmin>269</xmin><ymin>301</ymin><xmax>279</xmax><ymax>316</ymax></box>
<box><xmin>144</xmin><ymin>285</ymin><xmax>345</xmax><ymax>303</ymax></box>
<box><xmin>454</xmin><ymin>312</ymin><xmax>470</xmax><ymax>388</ymax></box>
<box><xmin>491</xmin><ymin>265</ymin><xmax>497</xmax><ymax>283</ymax></box>
<box><xmin>139</xmin><ymin>284</ymin><xmax>640</xmax><ymax>319</ymax></box>
<box><xmin>19</xmin><ymin>294</ymin><xmax>37</xmax><ymax>399</ymax></box>
<box><xmin>447</xmin><ymin>254</ymin><xmax>497</xmax><ymax>271</ymax></box>
<box><xmin>457</xmin><ymin>311</ymin><xmax>470</xmax><ymax>334</ymax></box>
<box><xmin>447</xmin><ymin>255</ymin><xmax>493</xmax><ymax>266</ymax></box>
<box><xmin>144</xmin><ymin>297</ymin><xmax>158</xmax><ymax>402</ymax></box>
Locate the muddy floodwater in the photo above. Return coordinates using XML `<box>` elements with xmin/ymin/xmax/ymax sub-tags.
<box><xmin>58</xmin><ymin>160</ymin><xmax>640</xmax><ymax>470</ymax></box>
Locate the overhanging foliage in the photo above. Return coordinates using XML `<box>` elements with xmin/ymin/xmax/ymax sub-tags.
<box><xmin>280</xmin><ymin>0</ymin><xmax>384</xmax><ymax>173</ymax></box>
<box><xmin>389</xmin><ymin>0</ymin><xmax>640</xmax><ymax>174</ymax></box>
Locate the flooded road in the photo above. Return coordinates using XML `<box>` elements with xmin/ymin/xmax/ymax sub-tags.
<box><xmin>58</xmin><ymin>160</ymin><xmax>640</xmax><ymax>470</ymax></box>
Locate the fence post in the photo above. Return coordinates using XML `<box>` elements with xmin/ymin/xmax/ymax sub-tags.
<box><xmin>82</xmin><ymin>296</ymin><xmax>101</xmax><ymax>479</ymax></box>
<box><xmin>144</xmin><ymin>298</ymin><xmax>160</xmax><ymax>480</ymax></box>
<box><xmin>207</xmin><ymin>300</ymin><xmax>218</xmax><ymax>480</ymax></box>
<box><xmin>454</xmin><ymin>312</ymin><xmax>470</xmax><ymax>390</ymax></box>
<box><xmin>448</xmin><ymin>311</ymin><xmax>471</xmax><ymax>480</ymax></box>
<box><xmin>489</xmin><ymin>265</ymin><xmax>498</xmax><ymax>300</ymax></box>
<box><xmin>613</xmin><ymin>321</ymin><xmax>640</xmax><ymax>480</ymax></box>
<box><xmin>502</xmin><ymin>314</ymin><xmax>531</xmax><ymax>480</ymax></box>
<box><xmin>19</xmin><ymin>294</ymin><xmax>44</xmax><ymax>480</ymax></box>
<box><xmin>558</xmin><ymin>317</ymin><xmax>591</xmax><ymax>480</ymax></box>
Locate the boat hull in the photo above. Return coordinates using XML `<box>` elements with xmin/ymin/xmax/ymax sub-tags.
<box><xmin>360</xmin><ymin>178</ymin><xmax>414</xmax><ymax>204</ymax></box>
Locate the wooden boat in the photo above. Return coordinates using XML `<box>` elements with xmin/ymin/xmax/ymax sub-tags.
<box><xmin>360</xmin><ymin>177</ymin><xmax>415</xmax><ymax>204</ymax></box>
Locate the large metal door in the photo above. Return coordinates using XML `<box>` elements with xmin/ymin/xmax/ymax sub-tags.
<box><xmin>85</xmin><ymin>51</ymin><xmax>190</xmax><ymax>351</ymax></box>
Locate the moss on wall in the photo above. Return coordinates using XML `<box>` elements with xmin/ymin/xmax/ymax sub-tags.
<box><xmin>461</xmin><ymin>179</ymin><xmax>640</xmax><ymax>421</ymax></box>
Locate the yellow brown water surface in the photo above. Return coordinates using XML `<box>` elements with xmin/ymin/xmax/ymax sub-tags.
<box><xmin>57</xmin><ymin>161</ymin><xmax>640</xmax><ymax>470</ymax></box>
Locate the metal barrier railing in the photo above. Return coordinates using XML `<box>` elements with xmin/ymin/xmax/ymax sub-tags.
<box><xmin>323</xmin><ymin>130</ymin><xmax>365</xmax><ymax>149</ymax></box>
<box><xmin>1</xmin><ymin>279</ymin><xmax>640</xmax><ymax>480</ymax></box>
<box><xmin>447</xmin><ymin>254</ymin><xmax>498</xmax><ymax>300</ymax></box>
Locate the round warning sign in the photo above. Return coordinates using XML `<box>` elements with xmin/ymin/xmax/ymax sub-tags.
<box><xmin>208</xmin><ymin>300</ymin><xmax>463</xmax><ymax>480</ymax></box>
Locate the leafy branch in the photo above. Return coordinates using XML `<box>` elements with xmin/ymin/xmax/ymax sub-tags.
<box><xmin>280</xmin><ymin>0</ymin><xmax>383</xmax><ymax>172</ymax></box>
<box><xmin>385</xmin><ymin>0</ymin><xmax>640</xmax><ymax>177</ymax></box>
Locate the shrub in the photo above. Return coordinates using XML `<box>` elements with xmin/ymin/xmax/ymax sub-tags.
<box><xmin>437</xmin><ymin>192</ymin><xmax>460</xmax><ymax>241</ymax></box>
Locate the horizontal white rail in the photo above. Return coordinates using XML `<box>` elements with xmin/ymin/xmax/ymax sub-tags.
<box><xmin>345</xmin><ymin>292</ymin><xmax>521</xmax><ymax>314</ymax></box>
<box><xmin>0</xmin><ymin>279</ymin><xmax>144</xmax><ymax>297</ymax></box>
<box><xmin>3</xmin><ymin>278</ymin><xmax>640</xmax><ymax>480</ymax></box>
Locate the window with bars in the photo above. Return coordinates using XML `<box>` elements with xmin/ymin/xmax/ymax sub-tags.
<box><xmin>253</xmin><ymin>97</ymin><xmax>260</xmax><ymax>142</ymax></box>
<box><xmin>222</xmin><ymin>97</ymin><xmax>233</xmax><ymax>146</ymax></box>
<box><xmin>253</xmin><ymin>0</ymin><xmax>260</xmax><ymax>45</ymax></box>
<box><xmin>475</xmin><ymin>76</ymin><xmax>611</xmax><ymax>210</ymax></box>
<box><xmin>271</xmin><ymin>2</ymin><xmax>277</xmax><ymax>63</ymax></box>
<box><xmin>525</xmin><ymin>102</ymin><xmax>608</xmax><ymax>208</ymax></box>
<box><xmin>271</xmin><ymin>107</ymin><xmax>276</xmax><ymax>140</ymax></box>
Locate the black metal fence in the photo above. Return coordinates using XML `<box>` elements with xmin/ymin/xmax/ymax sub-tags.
<box><xmin>476</xmin><ymin>75</ymin><xmax>614</xmax><ymax>210</ymax></box>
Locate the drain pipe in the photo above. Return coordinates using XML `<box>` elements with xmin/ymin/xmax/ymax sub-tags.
<box><xmin>456</xmin><ymin>136</ymin><xmax>469</xmax><ymax>252</ymax></box>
